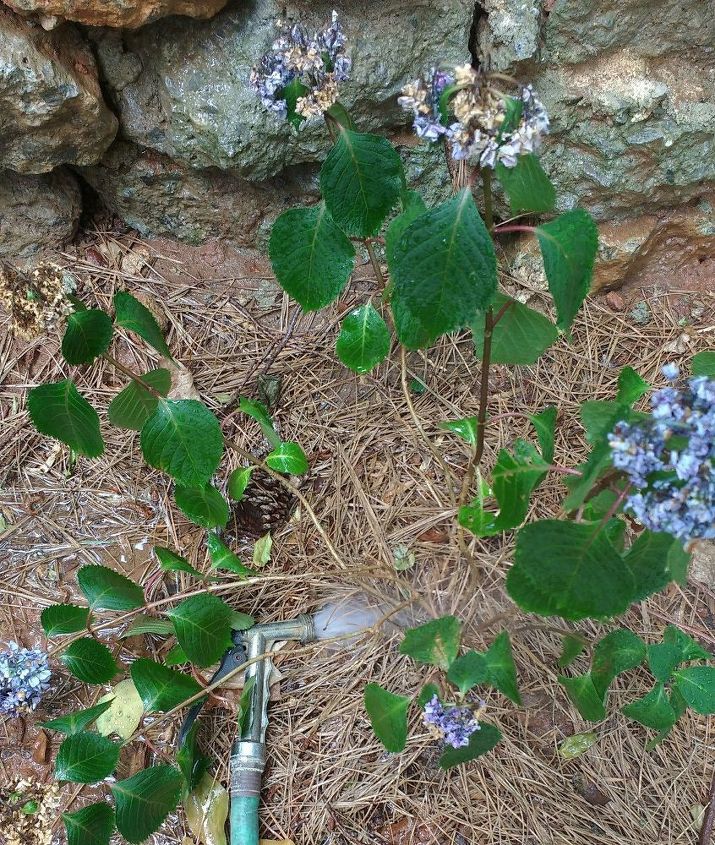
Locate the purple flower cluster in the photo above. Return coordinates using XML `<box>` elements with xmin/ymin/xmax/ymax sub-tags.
<box><xmin>399</xmin><ymin>65</ymin><xmax>549</xmax><ymax>168</ymax></box>
<box><xmin>423</xmin><ymin>694</ymin><xmax>481</xmax><ymax>748</ymax></box>
<box><xmin>250</xmin><ymin>11</ymin><xmax>350</xmax><ymax>121</ymax></box>
<box><xmin>0</xmin><ymin>643</ymin><xmax>51</xmax><ymax>717</ymax></box>
<box><xmin>609</xmin><ymin>371</ymin><xmax>715</xmax><ymax>543</ymax></box>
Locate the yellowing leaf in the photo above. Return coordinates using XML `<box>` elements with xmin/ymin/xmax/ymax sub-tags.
<box><xmin>558</xmin><ymin>731</ymin><xmax>598</xmax><ymax>760</ymax></box>
<box><xmin>184</xmin><ymin>772</ymin><xmax>228</xmax><ymax>845</ymax></box>
<box><xmin>252</xmin><ymin>533</ymin><xmax>272</xmax><ymax>568</ymax></box>
<box><xmin>95</xmin><ymin>679</ymin><xmax>144</xmax><ymax>740</ymax></box>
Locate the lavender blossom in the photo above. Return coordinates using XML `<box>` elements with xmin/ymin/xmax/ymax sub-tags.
<box><xmin>0</xmin><ymin>643</ymin><xmax>51</xmax><ymax>717</ymax></box>
<box><xmin>608</xmin><ymin>376</ymin><xmax>715</xmax><ymax>543</ymax></box>
<box><xmin>423</xmin><ymin>694</ymin><xmax>482</xmax><ymax>748</ymax></box>
<box><xmin>250</xmin><ymin>11</ymin><xmax>350</xmax><ymax>122</ymax></box>
<box><xmin>399</xmin><ymin>65</ymin><xmax>549</xmax><ymax>168</ymax></box>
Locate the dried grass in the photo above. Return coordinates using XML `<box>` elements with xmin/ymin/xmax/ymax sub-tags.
<box><xmin>1</xmin><ymin>230</ymin><xmax>714</xmax><ymax>845</ymax></box>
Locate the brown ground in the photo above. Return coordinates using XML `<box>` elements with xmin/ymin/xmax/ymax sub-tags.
<box><xmin>1</xmin><ymin>226</ymin><xmax>714</xmax><ymax>845</ymax></box>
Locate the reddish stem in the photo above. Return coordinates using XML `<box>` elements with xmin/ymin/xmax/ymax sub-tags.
<box><xmin>493</xmin><ymin>224</ymin><xmax>537</xmax><ymax>236</ymax></box>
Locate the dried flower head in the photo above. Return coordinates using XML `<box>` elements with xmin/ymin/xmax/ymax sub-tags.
<box><xmin>250</xmin><ymin>10</ymin><xmax>350</xmax><ymax>122</ymax></box>
<box><xmin>609</xmin><ymin>374</ymin><xmax>715</xmax><ymax>543</ymax></box>
<box><xmin>400</xmin><ymin>66</ymin><xmax>549</xmax><ymax>168</ymax></box>
<box><xmin>0</xmin><ymin>642</ymin><xmax>51</xmax><ymax>717</ymax></box>
<box><xmin>0</xmin><ymin>778</ymin><xmax>61</xmax><ymax>845</ymax></box>
<box><xmin>0</xmin><ymin>262</ymin><xmax>76</xmax><ymax>339</ymax></box>
<box><xmin>423</xmin><ymin>694</ymin><xmax>483</xmax><ymax>748</ymax></box>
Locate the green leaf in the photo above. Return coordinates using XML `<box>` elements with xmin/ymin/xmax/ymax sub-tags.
<box><xmin>439</xmin><ymin>722</ymin><xmax>501</xmax><ymax>769</ymax></box>
<box><xmin>207</xmin><ymin>533</ymin><xmax>257</xmax><ymax>577</ymax></box>
<box><xmin>692</xmin><ymin>350</ymin><xmax>715</xmax><ymax>377</ymax></box>
<box><xmin>663</xmin><ymin>624</ymin><xmax>711</xmax><ymax>662</ymax></box>
<box><xmin>417</xmin><ymin>682</ymin><xmax>440</xmax><ymax>708</ymax></box>
<box><xmin>55</xmin><ymin>732</ymin><xmax>120</xmax><ymax>783</ymax></box>
<box><xmin>562</xmin><ymin>440</ymin><xmax>613</xmax><ymax>511</ymax></box>
<box><xmin>390</xmin><ymin>288</ymin><xmax>433</xmax><ymax>350</ymax></box>
<box><xmin>530</xmin><ymin>406</ymin><xmax>557</xmax><ymax>466</ymax></box>
<box><xmin>238</xmin><ymin>397</ymin><xmax>281</xmax><ymax>449</ymax></box>
<box><xmin>175</xmin><ymin>484</ymin><xmax>229</xmax><ymax>529</ymax></box>
<box><xmin>265</xmin><ymin>441</ymin><xmax>309</xmax><ymax>475</ymax></box>
<box><xmin>320</xmin><ymin>129</ymin><xmax>404</xmax><ymax>237</ymax></box>
<box><xmin>164</xmin><ymin>643</ymin><xmax>188</xmax><ymax>666</ymax></box>
<box><xmin>111</xmin><ymin>765</ymin><xmax>183</xmax><ymax>844</ymax></box>
<box><xmin>507</xmin><ymin>519</ymin><xmax>634</xmax><ymax>621</ymax></box>
<box><xmin>61</xmin><ymin>638</ymin><xmax>118</xmax><ymax>685</ymax></box>
<box><xmin>472</xmin><ymin>293</ymin><xmax>558</xmax><ymax>366</ymax></box>
<box><xmin>672</xmin><ymin>666</ymin><xmax>715</xmax><ymax>714</ymax></box>
<box><xmin>385</xmin><ymin>190</ymin><xmax>428</xmax><ymax>268</ymax></box>
<box><xmin>447</xmin><ymin>651</ymin><xmax>488</xmax><ymax>694</ymax></box>
<box><xmin>27</xmin><ymin>379</ymin><xmax>104</xmax><ymax>458</ymax></box>
<box><xmin>622</xmin><ymin>682</ymin><xmax>677</xmax><ymax>730</ymax></box>
<box><xmin>237</xmin><ymin>676</ymin><xmax>256</xmax><ymax>736</ymax></box>
<box><xmin>141</xmin><ymin>399</ymin><xmax>223</xmax><ymax>488</ymax></box>
<box><xmin>482</xmin><ymin>632</ymin><xmax>522</xmax><ymax>704</ymax></box>
<box><xmin>176</xmin><ymin>721</ymin><xmax>209</xmax><ymax>793</ymax></box>
<box><xmin>154</xmin><ymin>546</ymin><xmax>204</xmax><ymax>579</ymax></box>
<box><xmin>496</xmin><ymin>154</ymin><xmax>556</xmax><ymax>214</ymax></box>
<box><xmin>230</xmin><ymin>611</ymin><xmax>255</xmax><ymax>630</ymax></box>
<box><xmin>166</xmin><ymin>594</ymin><xmax>233</xmax><ymax>668</ymax></box>
<box><xmin>228</xmin><ymin>467</ymin><xmax>254</xmax><ymax>501</ymax></box>
<box><xmin>63</xmin><ymin>802</ymin><xmax>115</xmax><ymax>845</ymax></box>
<box><xmin>558</xmin><ymin>635</ymin><xmax>586</xmax><ymax>669</ymax></box>
<box><xmin>131</xmin><ymin>658</ymin><xmax>203</xmax><ymax>713</ymax></box>
<box><xmin>591</xmin><ymin>628</ymin><xmax>646</xmax><ymax>698</ymax></box>
<box><xmin>77</xmin><ymin>564</ymin><xmax>144</xmax><ymax>611</ymax></box>
<box><xmin>268</xmin><ymin>204</ymin><xmax>355</xmax><ymax>311</ymax></box>
<box><xmin>325</xmin><ymin>101</ymin><xmax>355</xmax><ymax>131</ymax></box>
<box><xmin>41</xmin><ymin>604</ymin><xmax>90</xmax><ymax>636</ymax></box>
<box><xmin>616</xmin><ymin>367</ymin><xmax>649</xmax><ymax>405</ymax></box>
<box><xmin>390</xmin><ymin>190</ymin><xmax>497</xmax><ymax>343</ymax></box>
<box><xmin>363</xmin><ymin>683</ymin><xmax>409</xmax><ymax>753</ymax></box>
<box><xmin>61</xmin><ymin>309</ymin><xmax>114</xmax><ymax>365</ymax></box>
<box><xmin>282</xmin><ymin>76</ymin><xmax>309</xmax><ymax>129</ymax></box>
<box><xmin>536</xmin><ymin>209</ymin><xmax>598</xmax><ymax>331</ymax></box>
<box><xmin>440</xmin><ymin>416</ymin><xmax>478</xmax><ymax>445</ymax></box>
<box><xmin>559</xmin><ymin>673</ymin><xmax>606</xmax><ymax>721</ymax></box>
<box><xmin>114</xmin><ymin>291</ymin><xmax>171</xmax><ymax>358</ymax></box>
<box><xmin>647</xmin><ymin>643</ymin><xmax>682</xmax><ymax>683</ymax></box>
<box><xmin>252</xmin><ymin>532</ymin><xmax>272</xmax><ymax>568</ymax></box>
<box><xmin>667</xmin><ymin>541</ymin><xmax>690</xmax><ymax>586</ymax></box>
<box><xmin>336</xmin><ymin>304</ymin><xmax>391</xmax><ymax>374</ymax></box>
<box><xmin>399</xmin><ymin>616</ymin><xmax>461</xmax><ymax>671</ymax></box>
<box><xmin>621</xmin><ymin>530</ymin><xmax>673</xmax><ymax>602</ymax></box>
<box><xmin>42</xmin><ymin>700</ymin><xmax>114</xmax><ymax>735</ymax></box>
<box><xmin>108</xmin><ymin>369</ymin><xmax>171</xmax><ymax>431</ymax></box>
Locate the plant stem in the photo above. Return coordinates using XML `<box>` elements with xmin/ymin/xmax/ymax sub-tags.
<box><xmin>365</xmin><ymin>240</ymin><xmax>386</xmax><ymax>289</ymax></box>
<box><xmin>493</xmin><ymin>224</ymin><xmax>536</xmax><ymax>236</ymax></box>
<box><xmin>102</xmin><ymin>352</ymin><xmax>162</xmax><ymax>398</ymax></box>
<box><xmin>492</xmin><ymin>298</ymin><xmax>514</xmax><ymax>327</ymax></box>
<box><xmin>474</xmin><ymin>307</ymin><xmax>494</xmax><ymax>466</ymax></box>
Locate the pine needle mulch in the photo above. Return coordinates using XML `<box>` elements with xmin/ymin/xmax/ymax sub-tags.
<box><xmin>1</xmin><ymin>231</ymin><xmax>714</xmax><ymax>845</ymax></box>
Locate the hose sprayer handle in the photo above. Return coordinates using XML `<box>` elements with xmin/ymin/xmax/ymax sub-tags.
<box><xmin>230</xmin><ymin>740</ymin><xmax>264</xmax><ymax>845</ymax></box>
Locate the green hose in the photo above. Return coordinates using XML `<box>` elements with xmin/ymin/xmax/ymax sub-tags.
<box><xmin>230</xmin><ymin>795</ymin><xmax>259</xmax><ymax>845</ymax></box>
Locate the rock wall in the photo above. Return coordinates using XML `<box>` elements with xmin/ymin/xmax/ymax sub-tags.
<box><xmin>0</xmin><ymin>0</ymin><xmax>713</xmax><ymax>288</ymax></box>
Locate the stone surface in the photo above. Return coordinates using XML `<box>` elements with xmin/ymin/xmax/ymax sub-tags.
<box><xmin>2</xmin><ymin>0</ymin><xmax>228</xmax><ymax>28</ymax></box>
<box><xmin>0</xmin><ymin>168</ymin><xmax>81</xmax><ymax>260</ymax></box>
<box><xmin>478</xmin><ymin>0</ymin><xmax>715</xmax><ymax>220</ymax></box>
<box><xmin>0</xmin><ymin>7</ymin><xmax>117</xmax><ymax>174</ymax></box>
<box><xmin>92</xmin><ymin>0</ymin><xmax>473</xmax><ymax>181</ymax></box>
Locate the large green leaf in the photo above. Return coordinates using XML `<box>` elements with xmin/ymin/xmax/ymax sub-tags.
<box><xmin>140</xmin><ymin>399</ymin><xmax>223</xmax><ymax>487</ymax></box>
<box><xmin>320</xmin><ymin>129</ymin><xmax>404</xmax><ymax>237</ymax></box>
<box><xmin>131</xmin><ymin>658</ymin><xmax>203</xmax><ymax>713</ymax></box>
<box><xmin>336</xmin><ymin>303</ymin><xmax>391</xmax><ymax>374</ymax></box>
<box><xmin>471</xmin><ymin>292</ymin><xmax>558</xmax><ymax>365</ymax></box>
<box><xmin>61</xmin><ymin>638</ymin><xmax>118</xmax><ymax>685</ymax></box>
<box><xmin>447</xmin><ymin>650</ymin><xmax>488</xmax><ymax>694</ymax></box>
<box><xmin>390</xmin><ymin>288</ymin><xmax>433</xmax><ymax>350</ymax></box>
<box><xmin>207</xmin><ymin>534</ymin><xmax>256</xmax><ymax>577</ymax></box>
<box><xmin>166</xmin><ymin>594</ymin><xmax>232</xmax><ymax>668</ymax></box>
<box><xmin>622</xmin><ymin>682</ymin><xmax>677</xmax><ymax>730</ymax></box>
<box><xmin>268</xmin><ymin>204</ymin><xmax>355</xmax><ymax>311</ymax></box>
<box><xmin>692</xmin><ymin>350</ymin><xmax>715</xmax><ymax>377</ymax></box>
<box><xmin>496</xmin><ymin>154</ymin><xmax>556</xmax><ymax>214</ymax></box>
<box><xmin>265</xmin><ymin>441</ymin><xmax>309</xmax><ymax>475</ymax></box>
<box><xmin>385</xmin><ymin>190</ymin><xmax>428</xmax><ymax>268</ymax></box>
<box><xmin>63</xmin><ymin>802</ymin><xmax>115</xmax><ymax>845</ymax></box>
<box><xmin>114</xmin><ymin>291</ymin><xmax>171</xmax><ymax>358</ymax></box>
<box><xmin>175</xmin><ymin>484</ymin><xmax>229</xmax><ymax>529</ymax></box>
<box><xmin>42</xmin><ymin>700</ymin><xmax>114</xmax><ymax>735</ymax></box>
<box><xmin>363</xmin><ymin>683</ymin><xmax>410</xmax><ymax>753</ymax></box>
<box><xmin>111</xmin><ymin>765</ymin><xmax>183</xmax><ymax>844</ymax></box>
<box><xmin>507</xmin><ymin>519</ymin><xmax>634</xmax><ymax>620</ymax></box>
<box><xmin>77</xmin><ymin>564</ymin><xmax>144</xmax><ymax>611</ymax></box>
<box><xmin>55</xmin><ymin>732</ymin><xmax>120</xmax><ymax>783</ymax></box>
<box><xmin>27</xmin><ymin>379</ymin><xmax>104</xmax><ymax>458</ymax></box>
<box><xmin>108</xmin><ymin>369</ymin><xmax>171</xmax><ymax>431</ymax></box>
<box><xmin>439</xmin><ymin>722</ymin><xmax>502</xmax><ymax>769</ymax></box>
<box><xmin>399</xmin><ymin>616</ymin><xmax>461</xmax><ymax>671</ymax></box>
<box><xmin>590</xmin><ymin>629</ymin><xmax>646</xmax><ymax>698</ymax></box>
<box><xmin>647</xmin><ymin>643</ymin><xmax>682</xmax><ymax>683</ymax></box>
<box><xmin>61</xmin><ymin>309</ymin><xmax>114</xmax><ymax>365</ymax></box>
<box><xmin>673</xmin><ymin>666</ymin><xmax>715</xmax><ymax>714</ymax></box>
<box><xmin>663</xmin><ymin>624</ymin><xmax>712</xmax><ymax>662</ymax></box>
<box><xmin>536</xmin><ymin>209</ymin><xmax>598</xmax><ymax>331</ymax></box>
<box><xmin>41</xmin><ymin>603</ymin><xmax>90</xmax><ymax>636</ymax></box>
<box><xmin>390</xmin><ymin>190</ymin><xmax>497</xmax><ymax>343</ymax></box>
<box><xmin>559</xmin><ymin>673</ymin><xmax>606</xmax><ymax>721</ymax></box>
<box><xmin>621</xmin><ymin>531</ymin><xmax>673</xmax><ymax>602</ymax></box>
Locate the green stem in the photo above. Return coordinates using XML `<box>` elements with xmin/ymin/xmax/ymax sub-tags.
<box><xmin>365</xmin><ymin>240</ymin><xmax>387</xmax><ymax>290</ymax></box>
<box><xmin>102</xmin><ymin>352</ymin><xmax>162</xmax><ymax>398</ymax></box>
